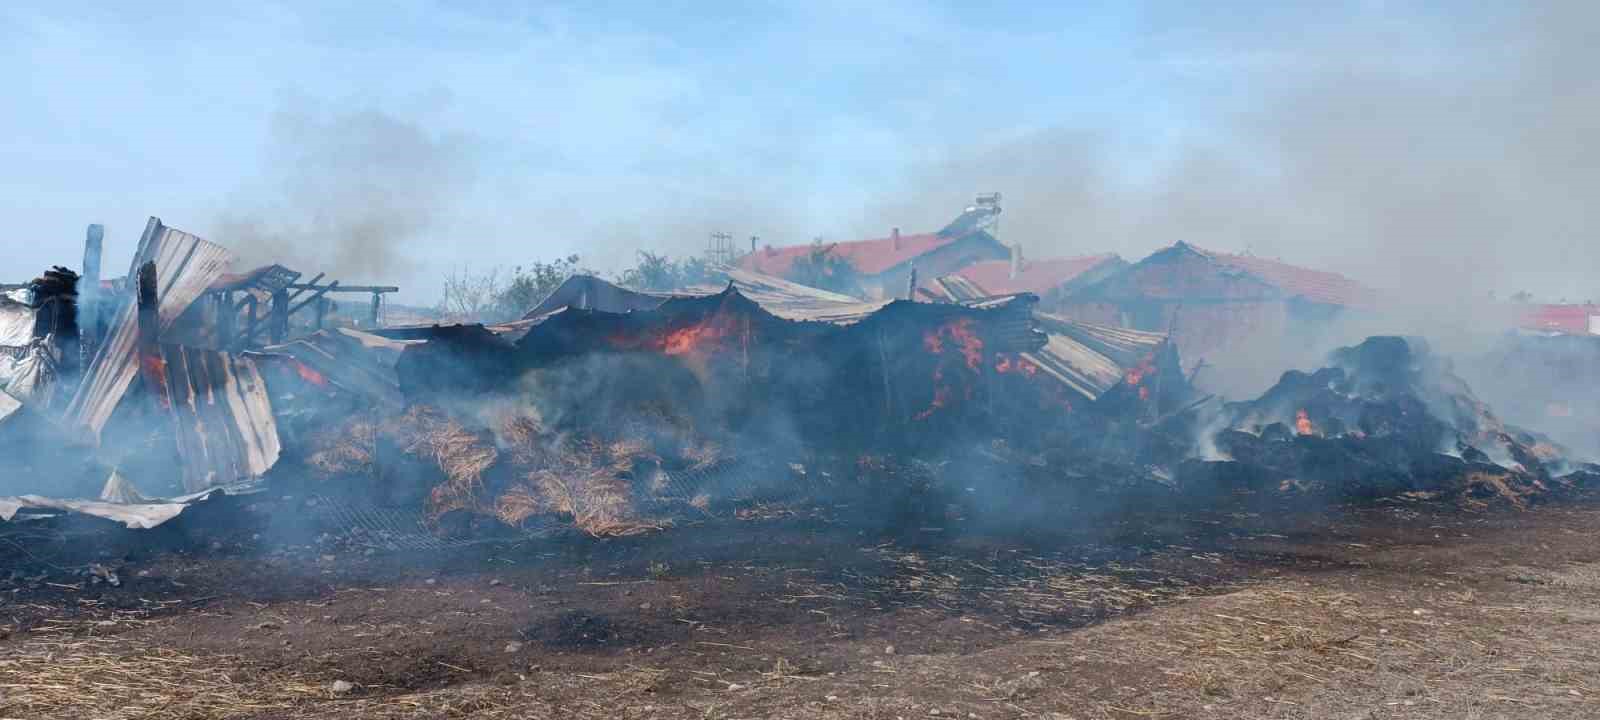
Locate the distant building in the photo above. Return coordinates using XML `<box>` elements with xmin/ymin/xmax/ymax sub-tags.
<box><xmin>737</xmin><ymin>196</ymin><xmax>1010</xmax><ymax>299</ymax></box>
<box><xmin>943</xmin><ymin>253</ymin><xmax>1126</xmax><ymax>307</ymax></box>
<box><xmin>1516</xmin><ymin>304</ymin><xmax>1600</xmax><ymax>336</ymax></box>
<box><xmin>1055</xmin><ymin>241</ymin><xmax>1374</xmax><ymax>369</ymax></box>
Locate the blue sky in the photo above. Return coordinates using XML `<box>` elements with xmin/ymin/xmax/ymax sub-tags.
<box><xmin>2</xmin><ymin>1</ymin><xmax>1592</xmax><ymax>303</ymax></box>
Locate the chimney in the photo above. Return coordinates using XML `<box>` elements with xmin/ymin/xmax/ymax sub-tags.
<box><xmin>891</xmin><ymin>227</ymin><xmax>901</xmax><ymax>250</ymax></box>
<box><xmin>1009</xmin><ymin>242</ymin><xmax>1023</xmax><ymax>279</ymax></box>
<box><xmin>750</xmin><ymin>236</ymin><xmax>758</xmax><ymax>254</ymax></box>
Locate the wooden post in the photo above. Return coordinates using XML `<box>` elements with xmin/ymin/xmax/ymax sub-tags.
<box><xmin>134</xmin><ymin>261</ymin><xmax>168</xmax><ymax>409</ymax></box>
<box><xmin>269</xmin><ymin>289</ymin><xmax>290</xmax><ymax>343</ymax></box>
<box><xmin>369</xmin><ymin>292</ymin><xmax>382</xmax><ymax>328</ymax></box>
<box><xmin>216</xmin><ymin>291</ymin><xmax>235</xmax><ymax>348</ymax></box>
<box><xmin>243</xmin><ymin>295</ymin><xmax>259</xmax><ymax>348</ymax></box>
<box><xmin>79</xmin><ymin>225</ymin><xmax>103</xmax><ymax>364</ymax></box>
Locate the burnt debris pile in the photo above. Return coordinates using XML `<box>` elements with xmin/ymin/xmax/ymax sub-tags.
<box><xmin>2</xmin><ymin>219</ymin><xmax>1595</xmax><ymax>546</ymax></box>
<box><xmin>1179</xmin><ymin>336</ymin><xmax>1595</xmax><ymax>507</ymax></box>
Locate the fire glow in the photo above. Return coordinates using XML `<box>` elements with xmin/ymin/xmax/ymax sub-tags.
<box><xmin>293</xmin><ymin>360</ymin><xmax>329</xmax><ymax>387</ymax></box>
<box><xmin>994</xmin><ymin>354</ymin><xmax>1040</xmax><ymax>377</ymax></box>
<box><xmin>922</xmin><ymin>317</ymin><xmax>984</xmax><ymax>371</ymax></box>
<box><xmin>914</xmin><ymin>318</ymin><xmax>986</xmax><ymax>421</ymax></box>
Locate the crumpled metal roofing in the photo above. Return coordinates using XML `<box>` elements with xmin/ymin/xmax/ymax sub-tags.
<box><xmin>1026</xmin><ymin>313</ymin><xmax>1169</xmax><ymax>402</ymax></box>
<box><xmin>257</xmin><ymin>327</ymin><xmax>421</xmax><ymax>408</ymax></box>
<box><xmin>0</xmin><ymin>388</ymin><xmax>21</xmax><ymax>427</ymax></box>
<box><xmin>522</xmin><ymin>274</ymin><xmax>672</xmax><ymax>319</ymax></box>
<box><xmin>689</xmin><ymin>269</ymin><xmax>893</xmax><ymax>324</ymax></box>
<box><xmin>524</xmin><ymin>270</ymin><xmax>896</xmax><ymax>327</ymax></box>
<box><xmin>63</xmin><ymin>218</ymin><xmax>236</xmax><ymax>439</ymax></box>
<box><xmin>0</xmin><ymin>295</ymin><xmax>34</xmax><ymax>349</ymax></box>
<box><xmin>158</xmin><ymin>345</ymin><xmax>280</xmax><ymax>492</ymax></box>
<box><xmin>0</xmin><ymin>483</ymin><xmax>254</xmax><ymax>529</ymax></box>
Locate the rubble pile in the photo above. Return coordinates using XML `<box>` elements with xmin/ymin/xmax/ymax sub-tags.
<box><xmin>2</xmin><ymin>219</ymin><xmax>1594</xmax><ymax>545</ymax></box>
<box><xmin>1178</xmin><ymin>336</ymin><xmax>1595</xmax><ymax>506</ymax></box>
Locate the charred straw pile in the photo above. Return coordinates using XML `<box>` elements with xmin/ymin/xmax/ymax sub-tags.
<box><xmin>1175</xmin><ymin>336</ymin><xmax>1596</xmax><ymax>507</ymax></box>
<box><xmin>284</xmin><ymin>303</ymin><xmax>1593</xmax><ymax>538</ymax></box>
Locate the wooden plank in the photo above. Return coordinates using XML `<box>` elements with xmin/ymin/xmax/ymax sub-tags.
<box><xmin>288</xmin><ymin>280</ymin><xmax>339</xmax><ymax>316</ymax></box>
<box><xmin>283</xmin><ymin>272</ymin><xmax>325</xmax><ymax>304</ymax></box>
<box><xmin>287</xmin><ymin>283</ymin><xmax>399</xmax><ymax>293</ymax></box>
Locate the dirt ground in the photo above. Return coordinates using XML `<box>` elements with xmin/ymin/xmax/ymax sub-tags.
<box><xmin>4</xmin><ymin>490</ymin><xmax>1600</xmax><ymax>719</ymax></box>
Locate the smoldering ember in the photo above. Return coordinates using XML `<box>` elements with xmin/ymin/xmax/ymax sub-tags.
<box><xmin>2</xmin><ymin>204</ymin><xmax>1599</xmax><ymax>719</ymax></box>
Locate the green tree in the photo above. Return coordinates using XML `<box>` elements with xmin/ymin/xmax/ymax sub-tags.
<box><xmin>616</xmin><ymin>251</ymin><xmax>719</xmax><ymax>291</ymax></box>
<box><xmin>491</xmin><ymin>255</ymin><xmax>591</xmax><ymax>321</ymax></box>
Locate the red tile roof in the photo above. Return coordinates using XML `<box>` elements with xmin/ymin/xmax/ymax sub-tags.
<box><xmin>1192</xmin><ymin>246</ymin><xmax>1374</xmax><ymax>308</ymax></box>
<box><xmin>737</xmin><ymin>232</ymin><xmax>961</xmax><ymax>278</ymax></box>
<box><xmin>952</xmin><ymin>254</ymin><xmax>1121</xmax><ymax>296</ymax></box>
<box><xmin>1517</xmin><ymin>304</ymin><xmax>1598</xmax><ymax>335</ymax></box>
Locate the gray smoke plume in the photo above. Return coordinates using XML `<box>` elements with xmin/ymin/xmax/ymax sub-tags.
<box><xmin>213</xmin><ymin>107</ymin><xmax>476</xmax><ymax>286</ymax></box>
<box><xmin>850</xmin><ymin>2</ymin><xmax>1598</xmax><ymax>306</ymax></box>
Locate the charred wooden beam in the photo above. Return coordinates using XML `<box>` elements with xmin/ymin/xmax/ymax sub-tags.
<box><xmin>134</xmin><ymin>261</ymin><xmax>168</xmax><ymax>408</ymax></box>
<box><xmin>240</xmin><ymin>295</ymin><xmax>260</xmax><ymax>350</ymax></box>
<box><xmin>369</xmin><ymin>292</ymin><xmax>382</xmax><ymax>327</ymax></box>
<box><xmin>287</xmin><ymin>283</ymin><xmax>399</xmax><ymax>294</ymax></box>
<box><xmin>283</xmin><ymin>272</ymin><xmax>326</xmax><ymax>305</ymax></box>
<box><xmin>288</xmin><ymin>280</ymin><xmax>339</xmax><ymax>317</ymax></box>
<box><xmin>269</xmin><ymin>288</ymin><xmax>290</xmax><ymax>344</ymax></box>
<box><xmin>79</xmin><ymin>225</ymin><xmax>103</xmax><ymax>364</ymax></box>
<box><xmin>216</xmin><ymin>291</ymin><xmax>235</xmax><ymax>344</ymax></box>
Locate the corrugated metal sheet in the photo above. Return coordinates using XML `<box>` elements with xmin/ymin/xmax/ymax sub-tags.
<box><xmin>257</xmin><ymin>327</ymin><xmax>420</xmax><ymax>408</ymax></box>
<box><xmin>0</xmin><ymin>484</ymin><xmax>250</xmax><ymax>529</ymax></box>
<box><xmin>1022</xmin><ymin>317</ymin><xmax>1167</xmax><ymax>402</ymax></box>
<box><xmin>211</xmin><ymin>264</ymin><xmax>300</xmax><ymax>294</ymax></box>
<box><xmin>159</xmin><ymin>345</ymin><xmax>280</xmax><ymax>492</ymax></box>
<box><xmin>0</xmin><ymin>295</ymin><xmax>33</xmax><ymax>347</ymax></box>
<box><xmin>1035</xmin><ymin>313</ymin><xmax>1167</xmax><ymax>367</ymax></box>
<box><xmin>522</xmin><ymin>274</ymin><xmax>672</xmax><ymax>318</ymax></box>
<box><xmin>64</xmin><ymin>218</ymin><xmax>237</xmax><ymax>440</ymax></box>
<box><xmin>920</xmin><ymin>274</ymin><xmax>990</xmax><ymax>303</ymax></box>
<box><xmin>698</xmin><ymin>269</ymin><xmax>893</xmax><ymax>324</ymax></box>
<box><xmin>525</xmin><ymin>271</ymin><xmax>894</xmax><ymax>327</ymax></box>
<box><xmin>0</xmin><ymin>388</ymin><xmax>20</xmax><ymax>426</ymax></box>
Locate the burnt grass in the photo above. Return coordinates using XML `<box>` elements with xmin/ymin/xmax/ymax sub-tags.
<box><xmin>4</xmin><ymin>488</ymin><xmax>1600</xmax><ymax>718</ymax></box>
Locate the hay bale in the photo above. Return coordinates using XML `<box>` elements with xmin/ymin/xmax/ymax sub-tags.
<box><xmin>390</xmin><ymin>406</ymin><xmax>500</xmax><ymax>522</ymax></box>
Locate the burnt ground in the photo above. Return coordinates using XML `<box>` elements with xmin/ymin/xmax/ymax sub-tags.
<box><xmin>4</xmin><ymin>492</ymin><xmax>1600</xmax><ymax>719</ymax></box>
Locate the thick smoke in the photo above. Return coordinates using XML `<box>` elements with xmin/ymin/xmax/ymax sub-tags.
<box><xmin>854</xmin><ymin>2</ymin><xmax>1595</xmax><ymax>302</ymax></box>
<box><xmin>850</xmin><ymin>2</ymin><xmax>1595</xmax><ymax>397</ymax></box>
<box><xmin>213</xmin><ymin>107</ymin><xmax>476</xmax><ymax>286</ymax></box>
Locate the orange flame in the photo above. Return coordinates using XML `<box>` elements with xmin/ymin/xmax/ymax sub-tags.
<box><xmin>609</xmin><ymin>310</ymin><xmax>748</xmax><ymax>359</ymax></box>
<box><xmin>1125</xmin><ymin>356</ymin><xmax>1155</xmax><ymax>386</ymax></box>
<box><xmin>922</xmin><ymin>317</ymin><xmax>984</xmax><ymax>370</ymax></box>
<box><xmin>994</xmin><ymin>354</ymin><xmax>1041</xmax><ymax>377</ymax></box>
<box><xmin>914</xmin><ymin>318</ymin><xmax>986</xmax><ymax>420</ymax></box>
<box><xmin>661</xmin><ymin>321</ymin><xmax>732</xmax><ymax>356</ymax></box>
<box><xmin>1295</xmin><ymin>409</ymin><xmax>1314</xmax><ymax>436</ymax></box>
<box><xmin>914</xmin><ymin>368</ymin><xmax>950</xmax><ymax>420</ymax></box>
<box><xmin>293</xmin><ymin>360</ymin><xmax>329</xmax><ymax>387</ymax></box>
<box><xmin>138</xmin><ymin>352</ymin><xmax>170</xmax><ymax>410</ymax></box>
